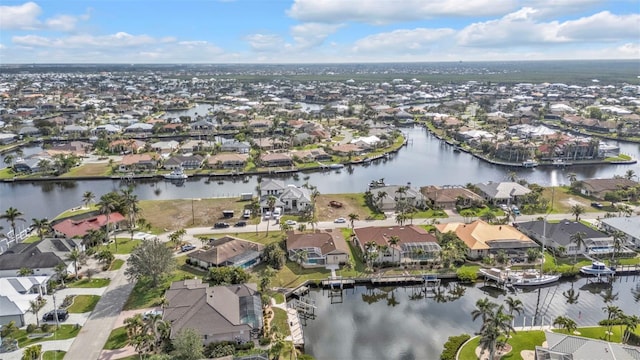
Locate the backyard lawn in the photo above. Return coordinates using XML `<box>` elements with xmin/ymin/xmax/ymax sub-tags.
<box><xmin>458</xmin><ymin>330</ymin><xmax>545</xmax><ymax>360</ymax></box>
<box><xmin>67</xmin><ymin>295</ymin><xmax>101</xmax><ymax>313</ymax></box>
<box><xmin>272</xmin><ymin>308</ymin><xmax>292</xmax><ymax>337</ymax></box>
<box><xmin>316</xmin><ymin>193</ymin><xmax>385</xmax><ymax>221</ymax></box>
<box><xmin>67</xmin><ymin>278</ymin><xmax>111</xmax><ymax>288</ymax></box>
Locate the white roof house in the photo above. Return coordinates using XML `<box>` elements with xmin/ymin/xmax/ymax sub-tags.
<box><xmin>350</xmin><ymin>135</ymin><xmax>381</xmax><ymax>149</ymax></box>
<box><xmin>600</xmin><ymin>216</ymin><xmax>640</xmax><ymax>250</ymax></box>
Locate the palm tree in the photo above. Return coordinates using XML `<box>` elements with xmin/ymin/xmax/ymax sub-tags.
<box><xmin>265</xmin><ymin>195</ymin><xmax>276</xmax><ymax>236</ymax></box>
<box><xmin>250</xmin><ymin>199</ymin><xmax>261</xmax><ymax>235</ymax></box>
<box><xmin>82</xmin><ymin>191</ymin><xmax>95</xmax><ymax>209</ymax></box>
<box><xmin>1</xmin><ymin>207</ymin><xmax>25</xmax><ymax>240</ymax></box>
<box><xmin>624</xmin><ymin>169</ymin><xmax>636</xmax><ymax>181</ymax></box>
<box><xmin>388</xmin><ymin>235</ymin><xmax>400</xmax><ymax>264</ymax></box>
<box><xmin>54</xmin><ymin>262</ymin><xmax>68</xmax><ymax>287</ymax></box>
<box><xmin>603</xmin><ymin>305</ymin><xmax>622</xmax><ymax>341</ymax></box>
<box><xmin>120</xmin><ymin>187</ymin><xmax>140</xmax><ymax>241</ymax></box>
<box><xmin>348</xmin><ymin>213</ymin><xmax>359</xmax><ymax>234</ymax></box>
<box><xmin>611</xmin><ymin>230</ymin><xmax>625</xmax><ymax>266</ymax></box>
<box><xmin>66</xmin><ymin>248</ymin><xmax>86</xmax><ymax>279</ymax></box>
<box><xmin>553</xmin><ymin>316</ymin><xmax>577</xmax><ymax>334</ymax></box>
<box><xmin>478</xmin><ymin>305</ymin><xmax>514</xmax><ymax>360</ymax></box>
<box><xmin>21</xmin><ymin>344</ymin><xmax>42</xmax><ymax>360</ymax></box>
<box><xmin>570</xmin><ymin>204</ymin><xmax>585</xmax><ymax>222</ymax></box>
<box><xmin>28</xmin><ymin>298</ymin><xmax>46</xmax><ymax>326</ymax></box>
<box><xmin>504</xmin><ymin>296</ymin><xmax>523</xmax><ymax>339</ymax></box>
<box><xmin>570</xmin><ymin>231</ymin><xmax>587</xmax><ymax>264</ymax></box>
<box><xmin>472</xmin><ymin>297</ymin><xmax>498</xmax><ymax>322</ymax></box>
<box><xmin>623</xmin><ymin>315</ymin><xmax>640</xmax><ymax>344</ymax></box>
<box><xmin>18</xmin><ymin>267</ymin><xmax>33</xmax><ymax>276</ymax></box>
<box><xmin>31</xmin><ymin>218</ymin><xmax>50</xmax><ymax>241</ymax></box>
<box><xmin>98</xmin><ymin>195</ymin><xmax>117</xmax><ymax>250</ymax></box>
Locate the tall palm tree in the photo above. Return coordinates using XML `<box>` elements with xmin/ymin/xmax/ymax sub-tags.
<box><xmin>265</xmin><ymin>195</ymin><xmax>276</xmax><ymax>236</ymax></box>
<box><xmin>28</xmin><ymin>298</ymin><xmax>46</xmax><ymax>326</ymax></box>
<box><xmin>478</xmin><ymin>305</ymin><xmax>514</xmax><ymax>360</ymax></box>
<box><xmin>54</xmin><ymin>262</ymin><xmax>68</xmax><ymax>287</ymax></box>
<box><xmin>388</xmin><ymin>235</ymin><xmax>400</xmax><ymax>264</ymax></box>
<box><xmin>82</xmin><ymin>191</ymin><xmax>95</xmax><ymax>209</ymax></box>
<box><xmin>602</xmin><ymin>305</ymin><xmax>622</xmax><ymax>341</ymax></box>
<box><xmin>623</xmin><ymin>315</ymin><xmax>640</xmax><ymax>344</ymax></box>
<box><xmin>348</xmin><ymin>213</ymin><xmax>359</xmax><ymax>234</ymax></box>
<box><xmin>553</xmin><ymin>316</ymin><xmax>577</xmax><ymax>334</ymax></box>
<box><xmin>570</xmin><ymin>231</ymin><xmax>587</xmax><ymax>264</ymax></box>
<box><xmin>570</xmin><ymin>204</ymin><xmax>585</xmax><ymax>222</ymax></box>
<box><xmin>472</xmin><ymin>297</ymin><xmax>498</xmax><ymax>322</ymax></box>
<box><xmin>66</xmin><ymin>248</ymin><xmax>86</xmax><ymax>279</ymax></box>
<box><xmin>98</xmin><ymin>195</ymin><xmax>117</xmax><ymax>250</ymax></box>
<box><xmin>611</xmin><ymin>230</ymin><xmax>625</xmax><ymax>266</ymax></box>
<box><xmin>31</xmin><ymin>218</ymin><xmax>50</xmax><ymax>241</ymax></box>
<box><xmin>1</xmin><ymin>207</ymin><xmax>25</xmax><ymax>241</ymax></box>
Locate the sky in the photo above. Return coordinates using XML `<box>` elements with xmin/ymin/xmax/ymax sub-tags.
<box><xmin>0</xmin><ymin>0</ymin><xmax>638</xmax><ymax>64</ymax></box>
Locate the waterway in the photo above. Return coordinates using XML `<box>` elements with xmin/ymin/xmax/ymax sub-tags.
<box><xmin>1</xmin><ymin>126</ymin><xmax>639</xmax><ymax>223</ymax></box>
<box><xmin>302</xmin><ymin>277</ymin><xmax>640</xmax><ymax>360</ymax></box>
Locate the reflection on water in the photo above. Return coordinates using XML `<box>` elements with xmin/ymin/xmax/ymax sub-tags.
<box><xmin>303</xmin><ymin>276</ymin><xmax>640</xmax><ymax>360</ymax></box>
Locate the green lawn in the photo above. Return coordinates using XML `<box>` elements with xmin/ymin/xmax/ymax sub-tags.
<box><xmin>67</xmin><ymin>295</ymin><xmax>101</xmax><ymax>313</ymax></box>
<box><xmin>106</xmin><ymin>239</ymin><xmax>141</xmax><ymax>254</ymax></box>
<box><xmin>15</xmin><ymin>325</ymin><xmax>81</xmax><ymax>348</ymax></box>
<box><xmin>109</xmin><ymin>259</ymin><xmax>125</xmax><ymax>270</ymax></box>
<box><xmin>458</xmin><ymin>336</ymin><xmax>479</xmax><ymax>360</ymax></box>
<box><xmin>42</xmin><ymin>350</ymin><xmax>66</xmax><ymax>360</ymax></box>
<box><xmin>411</xmin><ymin>209</ymin><xmax>448</xmax><ymax>219</ymax></box>
<box><xmin>272</xmin><ymin>308</ymin><xmax>291</xmax><ymax>337</ymax></box>
<box><xmin>53</xmin><ymin>205</ymin><xmax>98</xmax><ymax>220</ymax></box>
<box><xmin>103</xmin><ymin>326</ymin><xmax>128</xmax><ymax>350</ymax></box>
<box><xmin>67</xmin><ymin>278</ymin><xmax>111</xmax><ymax>288</ymax></box>
<box><xmin>124</xmin><ymin>271</ymin><xmax>196</xmax><ymax>310</ymax></box>
<box><xmin>210</xmin><ymin>231</ymin><xmax>284</xmax><ymax>246</ymax></box>
<box><xmin>273</xmin><ymin>292</ymin><xmax>285</xmax><ymax>304</ymax></box>
<box><xmin>458</xmin><ymin>331</ymin><xmax>545</xmax><ymax>360</ymax></box>
<box><xmin>553</xmin><ymin>325</ymin><xmax>640</xmax><ymax>343</ymax></box>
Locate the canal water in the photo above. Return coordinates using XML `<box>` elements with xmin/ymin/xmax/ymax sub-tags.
<box><xmin>1</xmin><ymin>126</ymin><xmax>639</xmax><ymax>223</ymax></box>
<box><xmin>302</xmin><ymin>277</ymin><xmax>640</xmax><ymax>360</ymax></box>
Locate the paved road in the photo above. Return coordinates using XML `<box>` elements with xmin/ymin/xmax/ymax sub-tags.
<box><xmin>64</xmin><ymin>260</ymin><xmax>134</xmax><ymax>360</ymax></box>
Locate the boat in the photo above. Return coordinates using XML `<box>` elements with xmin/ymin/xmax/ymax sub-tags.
<box><xmin>163</xmin><ymin>168</ymin><xmax>188</xmax><ymax>180</ymax></box>
<box><xmin>522</xmin><ymin>160</ymin><xmax>538</xmax><ymax>168</ymax></box>
<box><xmin>580</xmin><ymin>261</ymin><xmax>616</xmax><ymax>277</ymax></box>
<box><xmin>513</xmin><ymin>269</ymin><xmax>561</xmax><ymax>287</ymax></box>
<box><xmin>329</xmin><ymin>163</ymin><xmax>344</xmax><ymax>170</ymax></box>
<box><xmin>552</xmin><ymin>159</ymin><xmax>572</xmax><ymax>167</ymax></box>
<box><xmin>369</xmin><ymin>179</ymin><xmax>387</xmax><ymax>189</ymax></box>
<box><xmin>479</xmin><ymin>268</ymin><xmax>513</xmax><ymax>284</ymax></box>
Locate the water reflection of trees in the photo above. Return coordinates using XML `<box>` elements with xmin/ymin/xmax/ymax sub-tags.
<box><xmin>631</xmin><ymin>283</ymin><xmax>640</xmax><ymax>303</ymax></box>
<box><xmin>40</xmin><ymin>181</ymin><xmax>78</xmax><ymax>193</ymax></box>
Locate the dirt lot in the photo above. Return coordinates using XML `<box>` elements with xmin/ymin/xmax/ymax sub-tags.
<box><xmin>139</xmin><ymin>197</ymin><xmax>252</xmax><ymax>231</ymax></box>
<box><xmin>315</xmin><ymin>194</ymin><xmax>378</xmax><ymax>221</ymax></box>
<box><xmin>541</xmin><ymin>187</ymin><xmax>596</xmax><ymax>213</ymax></box>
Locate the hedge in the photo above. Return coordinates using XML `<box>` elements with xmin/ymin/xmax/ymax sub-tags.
<box><xmin>440</xmin><ymin>334</ymin><xmax>471</xmax><ymax>360</ymax></box>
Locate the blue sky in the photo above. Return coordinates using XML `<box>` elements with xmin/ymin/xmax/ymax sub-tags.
<box><xmin>0</xmin><ymin>0</ymin><xmax>638</xmax><ymax>63</ymax></box>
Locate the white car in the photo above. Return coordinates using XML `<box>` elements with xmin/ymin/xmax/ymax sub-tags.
<box><xmin>334</xmin><ymin>217</ymin><xmax>347</xmax><ymax>223</ymax></box>
<box><xmin>143</xmin><ymin>310</ymin><xmax>163</xmax><ymax>319</ymax></box>
<box><xmin>285</xmin><ymin>220</ymin><xmax>297</xmax><ymax>226</ymax></box>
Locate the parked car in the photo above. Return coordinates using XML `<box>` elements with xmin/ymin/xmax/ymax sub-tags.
<box><xmin>43</xmin><ymin>310</ymin><xmax>68</xmax><ymax>322</ymax></box>
<box><xmin>214</xmin><ymin>222</ymin><xmax>230</xmax><ymax>229</ymax></box>
<box><xmin>181</xmin><ymin>244</ymin><xmax>196</xmax><ymax>252</ymax></box>
<box><xmin>243</xmin><ymin>209</ymin><xmax>251</xmax><ymax>219</ymax></box>
<box><xmin>499</xmin><ymin>204</ymin><xmax>509</xmax><ymax>211</ymax></box>
<box><xmin>591</xmin><ymin>202</ymin><xmax>604</xmax><ymax>209</ymax></box>
<box><xmin>143</xmin><ymin>310</ymin><xmax>163</xmax><ymax>320</ymax></box>
<box><xmin>334</xmin><ymin>217</ymin><xmax>347</xmax><ymax>223</ymax></box>
<box><xmin>285</xmin><ymin>220</ymin><xmax>297</xmax><ymax>226</ymax></box>
<box><xmin>234</xmin><ymin>221</ymin><xmax>247</xmax><ymax>227</ymax></box>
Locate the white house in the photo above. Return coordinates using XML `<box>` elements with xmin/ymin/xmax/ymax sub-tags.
<box><xmin>600</xmin><ymin>216</ymin><xmax>640</xmax><ymax>250</ymax></box>
<box><xmin>350</xmin><ymin>135</ymin><xmax>381</xmax><ymax>149</ymax></box>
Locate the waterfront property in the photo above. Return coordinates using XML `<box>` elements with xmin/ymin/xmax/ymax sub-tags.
<box><xmin>436</xmin><ymin>220</ymin><xmax>538</xmax><ymax>259</ymax></box>
<box><xmin>188</xmin><ymin>236</ymin><xmax>264</xmax><ymax>269</ymax></box>
<box><xmin>600</xmin><ymin>216</ymin><xmax>640</xmax><ymax>250</ymax></box>
<box><xmin>368</xmin><ymin>185</ymin><xmax>428</xmax><ymax>212</ymax></box>
<box><xmin>259</xmin><ymin>178</ymin><xmax>312</xmax><ymax>214</ymax></box>
<box><xmin>52</xmin><ymin>212</ymin><xmax>126</xmax><ymax>238</ymax></box>
<box><xmin>535</xmin><ymin>332</ymin><xmax>640</xmax><ymax>359</ymax></box>
<box><xmin>420</xmin><ymin>185</ymin><xmax>484</xmax><ymax>210</ymax></box>
<box><xmin>517</xmin><ymin>219</ymin><xmax>616</xmax><ymax>256</ymax></box>
<box><xmin>352</xmin><ymin>225</ymin><xmax>441</xmax><ymax>263</ymax></box>
<box><xmin>474</xmin><ymin>181</ymin><xmax>531</xmax><ymax>205</ymax></box>
<box><xmin>580</xmin><ymin>178</ymin><xmax>638</xmax><ymax>200</ymax></box>
<box><xmin>286</xmin><ymin>229</ymin><xmax>350</xmax><ymax>268</ymax></box>
<box><xmin>163</xmin><ymin>279</ymin><xmax>262</xmax><ymax>344</ymax></box>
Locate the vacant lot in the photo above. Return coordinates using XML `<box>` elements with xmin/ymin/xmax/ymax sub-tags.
<box><xmin>138</xmin><ymin>197</ymin><xmax>252</xmax><ymax>231</ymax></box>
<box><xmin>315</xmin><ymin>193</ymin><xmax>384</xmax><ymax>221</ymax></box>
<box><xmin>542</xmin><ymin>186</ymin><xmax>596</xmax><ymax>214</ymax></box>
<box><xmin>60</xmin><ymin>163</ymin><xmax>111</xmax><ymax>177</ymax></box>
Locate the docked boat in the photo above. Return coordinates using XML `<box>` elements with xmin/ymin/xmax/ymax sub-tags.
<box><xmin>513</xmin><ymin>269</ymin><xmax>561</xmax><ymax>287</ymax></box>
<box><xmin>329</xmin><ymin>163</ymin><xmax>344</xmax><ymax>169</ymax></box>
<box><xmin>479</xmin><ymin>268</ymin><xmax>513</xmax><ymax>284</ymax></box>
<box><xmin>552</xmin><ymin>159</ymin><xmax>572</xmax><ymax>167</ymax></box>
<box><xmin>580</xmin><ymin>261</ymin><xmax>616</xmax><ymax>277</ymax></box>
<box><xmin>163</xmin><ymin>168</ymin><xmax>188</xmax><ymax>180</ymax></box>
<box><xmin>522</xmin><ymin>159</ymin><xmax>538</xmax><ymax>168</ymax></box>
<box><xmin>369</xmin><ymin>179</ymin><xmax>387</xmax><ymax>189</ymax></box>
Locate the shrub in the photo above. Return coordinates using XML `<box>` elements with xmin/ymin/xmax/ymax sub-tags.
<box><xmin>26</xmin><ymin>324</ymin><xmax>38</xmax><ymax>333</ymax></box>
<box><xmin>259</xmin><ymin>337</ymin><xmax>271</xmax><ymax>346</ymax></box>
<box><xmin>456</xmin><ymin>267</ymin><xmax>478</xmax><ymax>283</ymax></box>
<box><xmin>440</xmin><ymin>334</ymin><xmax>471</xmax><ymax>360</ymax></box>
<box><xmin>40</xmin><ymin>323</ymin><xmax>51</xmax><ymax>332</ymax></box>
<box><xmin>235</xmin><ymin>341</ymin><xmax>254</xmax><ymax>351</ymax></box>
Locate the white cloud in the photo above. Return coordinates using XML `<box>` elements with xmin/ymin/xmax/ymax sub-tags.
<box><xmin>13</xmin><ymin>32</ymin><xmax>162</xmax><ymax>48</ymax></box>
<box><xmin>244</xmin><ymin>34</ymin><xmax>286</xmax><ymax>52</ymax></box>
<box><xmin>353</xmin><ymin>28</ymin><xmax>455</xmax><ymax>54</ymax></box>
<box><xmin>290</xmin><ymin>23</ymin><xmax>342</xmax><ymax>49</ymax></box>
<box><xmin>457</xmin><ymin>9</ymin><xmax>640</xmax><ymax>47</ymax></box>
<box><xmin>45</xmin><ymin>15</ymin><xmax>80</xmax><ymax>32</ymax></box>
<box><xmin>522</xmin><ymin>0</ymin><xmax>604</xmax><ymax>18</ymax></box>
<box><xmin>287</xmin><ymin>0</ymin><xmax>516</xmax><ymax>24</ymax></box>
<box><xmin>0</xmin><ymin>2</ymin><xmax>42</xmax><ymax>30</ymax></box>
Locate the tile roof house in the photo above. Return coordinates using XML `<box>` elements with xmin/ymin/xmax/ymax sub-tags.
<box><xmin>188</xmin><ymin>236</ymin><xmax>264</xmax><ymax>269</ymax></box>
<box><xmin>163</xmin><ymin>154</ymin><xmax>204</xmax><ymax>170</ymax></box>
<box><xmin>535</xmin><ymin>332</ymin><xmax>640</xmax><ymax>360</ymax></box>
<box><xmin>421</xmin><ymin>185</ymin><xmax>484</xmax><ymax>210</ymax></box>
<box><xmin>207</xmin><ymin>153</ymin><xmax>249</xmax><ymax>169</ymax></box>
<box><xmin>353</xmin><ymin>225</ymin><xmax>441</xmax><ymax>263</ymax></box>
<box><xmin>580</xmin><ymin>178</ymin><xmax>638</xmax><ymax>200</ymax></box>
<box><xmin>600</xmin><ymin>216</ymin><xmax>640</xmax><ymax>250</ymax></box>
<box><xmin>118</xmin><ymin>154</ymin><xmax>158</xmax><ymax>172</ymax></box>
<box><xmin>220</xmin><ymin>140</ymin><xmax>251</xmax><ymax>154</ymax></box>
<box><xmin>52</xmin><ymin>212</ymin><xmax>126</xmax><ymax>238</ymax></box>
<box><xmin>285</xmin><ymin>229</ymin><xmax>350</xmax><ymax>268</ymax></box>
<box><xmin>163</xmin><ymin>279</ymin><xmax>262</xmax><ymax>344</ymax></box>
<box><xmin>517</xmin><ymin>219</ymin><xmax>614</xmax><ymax>256</ymax></box>
<box><xmin>436</xmin><ymin>220</ymin><xmax>538</xmax><ymax>259</ymax></box>
<box><xmin>260</xmin><ymin>153</ymin><xmax>293</xmax><ymax>167</ymax></box>
<box><xmin>474</xmin><ymin>181</ymin><xmax>531</xmax><ymax>204</ymax></box>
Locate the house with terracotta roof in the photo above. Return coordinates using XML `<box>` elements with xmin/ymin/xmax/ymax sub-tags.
<box><xmin>259</xmin><ymin>152</ymin><xmax>293</xmax><ymax>167</ymax></box>
<box><xmin>108</xmin><ymin>139</ymin><xmax>146</xmax><ymax>154</ymax></box>
<box><xmin>52</xmin><ymin>212</ymin><xmax>126</xmax><ymax>239</ymax></box>
<box><xmin>207</xmin><ymin>153</ymin><xmax>249</xmax><ymax>169</ymax></box>
<box><xmin>421</xmin><ymin>185</ymin><xmax>484</xmax><ymax>210</ymax></box>
<box><xmin>580</xmin><ymin>178</ymin><xmax>638</xmax><ymax>200</ymax></box>
<box><xmin>163</xmin><ymin>279</ymin><xmax>262</xmax><ymax>344</ymax></box>
<box><xmin>285</xmin><ymin>229</ymin><xmax>350</xmax><ymax>268</ymax></box>
<box><xmin>188</xmin><ymin>236</ymin><xmax>264</xmax><ymax>269</ymax></box>
<box><xmin>435</xmin><ymin>220</ymin><xmax>538</xmax><ymax>259</ymax></box>
<box><xmin>118</xmin><ymin>154</ymin><xmax>158</xmax><ymax>172</ymax></box>
<box><xmin>353</xmin><ymin>225</ymin><xmax>441</xmax><ymax>263</ymax></box>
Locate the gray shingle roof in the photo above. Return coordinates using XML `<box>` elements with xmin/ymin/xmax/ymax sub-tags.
<box><xmin>518</xmin><ymin>219</ymin><xmax>609</xmax><ymax>246</ymax></box>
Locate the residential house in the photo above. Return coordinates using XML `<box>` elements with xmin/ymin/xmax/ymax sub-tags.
<box><xmin>118</xmin><ymin>154</ymin><xmax>158</xmax><ymax>172</ymax></box>
<box><xmin>260</xmin><ymin>179</ymin><xmax>286</xmax><ymax>197</ymax></box>
<box><xmin>580</xmin><ymin>178</ymin><xmax>638</xmax><ymax>200</ymax></box>
<box><xmin>350</xmin><ymin>135</ymin><xmax>381</xmax><ymax>149</ymax></box>
<box><xmin>0</xmin><ymin>295</ymin><xmax>27</xmax><ymax>327</ymax></box>
<box><xmin>46</xmin><ymin>141</ymin><xmax>92</xmax><ymax>157</ymax></box>
<box><xmin>207</xmin><ymin>153</ymin><xmax>249</xmax><ymax>169</ymax></box>
<box><xmin>151</xmin><ymin>140</ymin><xmax>179</xmax><ymax>155</ymax></box>
<box><xmin>220</xmin><ymin>140</ymin><xmax>251</xmax><ymax>154</ymax></box>
<box><xmin>12</xmin><ymin>156</ymin><xmax>51</xmax><ymax>173</ymax></box>
<box><xmin>353</xmin><ymin>225</ymin><xmax>441</xmax><ymax>263</ymax></box>
<box><xmin>188</xmin><ymin>236</ymin><xmax>264</xmax><ymax>269</ymax></box>
<box><xmin>0</xmin><ymin>133</ymin><xmax>17</xmax><ymax>145</ymax></box>
<box><xmin>435</xmin><ymin>220</ymin><xmax>538</xmax><ymax>259</ymax></box>
<box><xmin>330</xmin><ymin>143</ymin><xmax>364</xmax><ymax>156</ymax></box>
<box><xmin>163</xmin><ymin>279</ymin><xmax>262</xmax><ymax>344</ymax></box>
<box><xmin>180</xmin><ymin>139</ymin><xmax>213</xmax><ymax>153</ymax></box>
<box><xmin>0</xmin><ymin>251</ymin><xmax>65</xmax><ymax>278</ymax></box>
<box><xmin>0</xmin><ymin>276</ymin><xmax>50</xmax><ymax>326</ymax></box>
<box><xmin>517</xmin><ymin>219</ymin><xmax>615</xmax><ymax>256</ymax></box>
<box><xmin>52</xmin><ymin>212</ymin><xmax>127</xmax><ymax>239</ymax></box>
<box><xmin>474</xmin><ymin>181</ymin><xmax>531</xmax><ymax>205</ymax></box>
<box><xmin>124</xmin><ymin>122</ymin><xmax>154</xmax><ymax>133</ymax></box>
<box><xmin>600</xmin><ymin>216</ymin><xmax>640</xmax><ymax>250</ymax></box>
<box><xmin>260</xmin><ymin>153</ymin><xmax>293</xmax><ymax>167</ymax></box>
<box><xmin>277</xmin><ymin>185</ymin><xmax>312</xmax><ymax>213</ymax></box>
<box><xmin>421</xmin><ymin>185</ymin><xmax>484</xmax><ymax>210</ymax></box>
<box><xmin>163</xmin><ymin>154</ymin><xmax>204</xmax><ymax>170</ymax></box>
<box><xmin>369</xmin><ymin>185</ymin><xmax>427</xmax><ymax>212</ymax></box>
<box><xmin>108</xmin><ymin>139</ymin><xmax>146</xmax><ymax>154</ymax></box>
<box><xmin>292</xmin><ymin>149</ymin><xmax>332</xmax><ymax>162</ymax></box>
<box><xmin>535</xmin><ymin>332</ymin><xmax>640</xmax><ymax>360</ymax></box>
<box><xmin>285</xmin><ymin>230</ymin><xmax>350</xmax><ymax>268</ymax></box>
